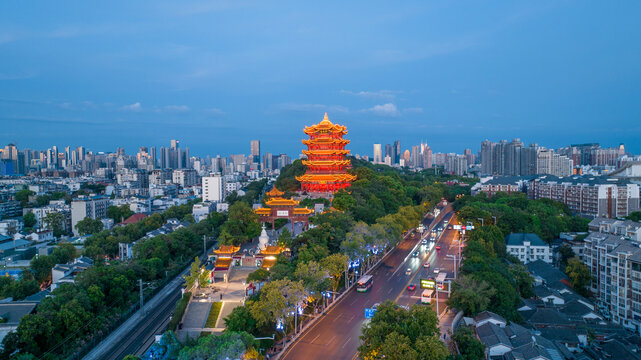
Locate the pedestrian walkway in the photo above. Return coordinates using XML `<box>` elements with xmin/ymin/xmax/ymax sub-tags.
<box><xmin>177</xmin><ymin>267</ymin><xmax>253</xmax><ymax>340</ymax></box>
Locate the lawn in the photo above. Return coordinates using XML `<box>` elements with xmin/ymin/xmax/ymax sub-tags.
<box><xmin>205</xmin><ymin>301</ymin><xmax>223</xmax><ymax>328</ymax></box>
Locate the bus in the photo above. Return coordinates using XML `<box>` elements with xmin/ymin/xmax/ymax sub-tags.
<box><xmin>356</xmin><ymin>275</ymin><xmax>373</xmax><ymax>292</ymax></box>
<box><xmin>421</xmin><ymin>289</ymin><xmax>434</xmax><ymax>304</ymax></box>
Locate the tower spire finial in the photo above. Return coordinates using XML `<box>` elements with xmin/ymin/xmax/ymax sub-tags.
<box><xmin>323</xmin><ymin>112</ymin><xmax>329</xmax><ymax>122</ymax></box>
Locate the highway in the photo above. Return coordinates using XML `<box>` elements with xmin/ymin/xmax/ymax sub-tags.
<box><xmin>281</xmin><ymin>207</ymin><xmax>461</xmax><ymax>360</ymax></box>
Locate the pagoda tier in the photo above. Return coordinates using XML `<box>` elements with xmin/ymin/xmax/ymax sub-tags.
<box><xmin>296</xmin><ymin>113</ymin><xmax>356</xmax><ymax>194</ymax></box>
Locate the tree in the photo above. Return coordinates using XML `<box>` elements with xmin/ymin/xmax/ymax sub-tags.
<box><xmin>15</xmin><ymin>189</ymin><xmax>34</xmax><ymax>206</ymax></box>
<box><xmin>249</xmin><ymin>279</ymin><xmax>306</xmax><ymax>327</ymax></box>
<box><xmin>225</xmin><ymin>305</ymin><xmax>258</xmax><ymax>334</ymax></box>
<box><xmin>415</xmin><ymin>334</ymin><xmax>449</xmax><ymax>360</ymax></box>
<box><xmin>294</xmin><ymin>260</ymin><xmax>330</xmax><ymax>297</ymax></box>
<box><xmin>107</xmin><ymin>205</ymin><xmax>134</xmax><ymax>223</ymax></box>
<box><xmin>246</xmin><ymin>268</ymin><xmax>270</xmax><ymax>283</ymax></box>
<box><xmin>626</xmin><ymin>211</ymin><xmax>641</xmax><ymax>222</ymax></box>
<box><xmin>278</xmin><ymin>227</ymin><xmax>293</xmax><ymax>248</ymax></box>
<box><xmin>565</xmin><ymin>257</ymin><xmax>592</xmax><ymax>297</ymax></box>
<box><xmin>75</xmin><ymin>216</ymin><xmax>104</xmax><ymax>235</ymax></box>
<box><xmin>454</xmin><ymin>326</ymin><xmax>485</xmax><ymax>360</ymax></box>
<box><xmin>184</xmin><ymin>257</ymin><xmax>203</xmax><ymax>290</ymax></box>
<box><xmin>177</xmin><ymin>331</ymin><xmax>256</xmax><ymax>360</ymax></box>
<box><xmin>320</xmin><ymin>253</ymin><xmax>349</xmax><ymax>299</ymax></box>
<box><xmin>509</xmin><ymin>263</ymin><xmax>534</xmax><ymax>298</ymax></box>
<box><xmin>43</xmin><ymin>212</ymin><xmax>66</xmax><ymax>237</ymax></box>
<box><xmin>23</xmin><ymin>212</ymin><xmax>37</xmax><ymax>228</ymax></box>
<box><xmin>447</xmin><ymin>275</ymin><xmax>495</xmax><ymax>316</ymax></box>
<box><xmin>359</xmin><ymin>301</ymin><xmax>445</xmax><ymax>359</ymax></box>
<box><xmin>558</xmin><ymin>244</ymin><xmax>575</xmax><ymax>270</ymax></box>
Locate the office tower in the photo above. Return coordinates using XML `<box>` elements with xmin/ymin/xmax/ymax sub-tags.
<box><xmin>411</xmin><ymin>145</ymin><xmax>421</xmax><ymax>168</ymax></box>
<box><xmin>403</xmin><ymin>150</ymin><xmax>411</xmax><ymax>165</ymax></box>
<box><xmin>251</xmin><ymin>140</ymin><xmax>260</xmax><ymax>162</ymax></box>
<box><xmin>394</xmin><ymin>140</ymin><xmax>401</xmax><ymax>165</ymax></box>
<box><xmin>64</xmin><ymin>146</ymin><xmax>71</xmax><ymax>163</ymax></box>
<box><xmin>202</xmin><ymin>174</ymin><xmax>224</xmax><ymax>202</ymax></box>
<box><xmin>385</xmin><ymin>144</ymin><xmax>393</xmax><ymax>164</ymax></box>
<box><xmin>423</xmin><ymin>146</ymin><xmax>433</xmax><ymax>169</ymax></box>
<box><xmin>77</xmin><ymin>146</ymin><xmax>86</xmax><ymax>162</ymax></box>
<box><xmin>150</xmin><ymin>147</ymin><xmax>157</xmax><ymax>168</ymax></box>
<box><xmin>373</xmin><ymin>144</ymin><xmax>383</xmax><ymax>163</ymax></box>
<box><xmin>116</xmin><ymin>147</ymin><xmax>126</xmax><ymax>157</ymax></box>
<box><xmin>171</xmin><ymin>139</ymin><xmax>179</xmax><ymax>150</ymax></box>
<box><xmin>263</xmin><ymin>153</ymin><xmax>273</xmax><ymax>171</ymax></box>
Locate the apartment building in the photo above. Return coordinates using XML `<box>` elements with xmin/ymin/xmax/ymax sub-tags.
<box><xmin>470</xmin><ymin>176</ymin><xmax>528</xmax><ymax>197</ymax></box>
<box><xmin>172</xmin><ymin>169</ymin><xmax>198</xmax><ymax>187</ymax></box>
<box><xmin>202</xmin><ymin>174</ymin><xmax>224</xmax><ymax>202</ymax></box>
<box><xmin>70</xmin><ymin>195</ymin><xmax>109</xmax><ymax>235</ymax></box>
<box><xmin>506</xmin><ymin>233</ymin><xmax>553</xmax><ymax>264</ymax></box>
<box><xmin>589</xmin><ymin>217</ymin><xmax>641</xmax><ymax>242</ymax></box>
<box><xmin>528</xmin><ymin>175</ymin><xmax>640</xmax><ymax>218</ymax></box>
<box><xmin>583</xmin><ymin>232</ymin><xmax>641</xmax><ymax>332</ymax></box>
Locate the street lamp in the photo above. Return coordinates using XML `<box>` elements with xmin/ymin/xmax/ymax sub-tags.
<box><xmin>477</xmin><ymin>218</ymin><xmax>484</xmax><ymax>226</ymax></box>
<box><xmin>492</xmin><ymin>216</ymin><xmax>497</xmax><ymax>225</ymax></box>
<box><xmin>446</xmin><ymin>254</ymin><xmax>460</xmax><ymax>279</ymax></box>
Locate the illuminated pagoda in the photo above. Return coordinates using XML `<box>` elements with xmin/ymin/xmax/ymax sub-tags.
<box><xmin>254</xmin><ymin>187</ymin><xmax>313</xmax><ymax>231</ymax></box>
<box><xmin>296</xmin><ymin>113</ymin><xmax>357</xmax><ymax>193</ymax></box>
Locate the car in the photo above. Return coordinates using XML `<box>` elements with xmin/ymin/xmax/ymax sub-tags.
<box><xmin>413</xmin><ymin>251</ymin><xmax>419</xmax><ymax>257</ymax></box>
<box><xmin>423</xmin><ymin>262</ymin><xmax>430</xmax><ymax>268</ymax></box>
<box><xmin>447</xmin><ymin>225</ymin><xmax>453</xmax><ymax>230</ymax></box>
<box><xmin>405</xmin><ymin>268</ymin><xmax>412</xmax><ymax>275</ymax></box>
<box><xmin>428</xmin><ymin>276</ymin><xmax>434</xmax><ymax>281</ymax></box>
<box><xmin>435</xmin><ymin>245</ymin><xmax>441</xmax><ymax>251</ymax></box>
<box><xmin>407</xmin><ymin>284</ymin><xmax>416</xmax><ymax>291</ymax></box>
<box><xmin>433</xmin><ymin>268</ymin><xmax>440</xmax><ymax>274</ymax></box>
<box><xmin>421</xmin><ymin>239</ymin><xmax>427</xmax><ymax>245</ymax></box>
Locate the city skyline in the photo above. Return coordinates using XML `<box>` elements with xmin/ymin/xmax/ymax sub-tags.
<box><xmin>2</xmin><ymin>2</ymin><xmax>641</xmax><ymax>155</ymax></box>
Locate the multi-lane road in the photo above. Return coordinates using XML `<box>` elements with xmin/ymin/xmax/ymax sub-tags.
<box><xmin>281</xmin><ymin>208</ymin><xmax>462</xmax><ymax>360</ymax></box>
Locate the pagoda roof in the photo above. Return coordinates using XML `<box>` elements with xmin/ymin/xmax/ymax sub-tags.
<box><xmin>293</xmin><ymin>208</ymin><xmax>314</xmax><ymax>215</ymax></box>
<box><xmin>265</xmin><ymin>187</ymin><xmax>284</xmax><ymax>197</ymax></box>
<box><xmin>260</xmin><ymin>245</ymin><xmax>285</xmax><ymax>255</ymax></box>
<box><xmin>302</xmin><ymin>149</ymin><xmax>350</xmax><ymax>156</ymax></box>
<box><xmin>302</xmin><ymin>138</ymin><xmax>350</xmax><ymax>146</ymax></box>
<box><xmin>296</xmin><ymin>173</ymin><xmax>357</xmax><ymax>182</ymax></box>
<box><xmin>302</xmin><ymin>159</ymin><xmax>351</xmax><ymax>167</ymax></box>
<box><xmin>265</xmin><ymin>197</ymin><xmax>299</xmax><ymax>206</ymax></box>
<box><xmin>213</xmin><ymin>245</ymin><xmax>240</xmax><ymax>255</ymax></box>
<box><xmin>254</xmin><ymin>208</ymin><xmax>272</xmax><ymax>215</ymax></box>
<box><xmin>303</xmin><ymin>113</ymin><xmax>348</xmax><ymax>135</ymax></box>
<box><xmin>261</xmin><ymin>258</ymin><xmax>277</xmax><ymax>269</ymax></box>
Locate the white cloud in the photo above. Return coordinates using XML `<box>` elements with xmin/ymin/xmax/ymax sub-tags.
<box><xmin>365</xmin><ymin>103</ymin><xmax>400</xmax><ymax>117</ymax></box>
<box><xmin>121</xmin><ymin>102</ymin><xmax>142</xmax><ymax>112</ymax></box>
<box><xmin>165</xmin><ymin>105</ymin><xmax>190</xmax><ymax>112</ymax></box>
<box><xmin>340</xmin><ymin>89</ymin><xmax>398</xmax><ymax>100</ymax></box>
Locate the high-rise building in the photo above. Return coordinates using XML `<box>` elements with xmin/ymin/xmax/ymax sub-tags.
<box><xmin>411</xmin><ymin>145</ymin><xmax>421</xmax><ymax>168</ymax></box>
<box><xmin>373</xmin><ymin>144</ymin><xmax>383</xmax><ymax>164</ymax></box>
<box><xmin>172</xmin><ymin>169</ymin><xmax>198</xmax><ymax>187</ymax></box>
<box><xmin>403</xmin><ymin>150</ymin><xmax>411</xmax><ymax>166</ymax></box>
<box><xmin>263</xmin><ymin>153</ymin><xmax>273</xmax><ymax>171</ymax></box>
<box><xmin>385</xmin><ymin>144</ymin><xmax>393</xmax><ymax>164</ymax></box>
<box><xmin>423</xmin><ymin>146</ymin><xmax>432</xmax><ymax>169</ymax></box>
<box><xmin>202</xmin><ymin>174</ymin><xmax>224</xmax><ymax>202</ymax></box>
<box><xmin>297</xmin><ymin>113</ymin><xmax>356</xmax><ymax>193</ymax></box>
<box><xmin>250</xmin><ymin>140</ymin><xmax>260</xmax><ymax>165</ymax></box>
<box><xmin>394</xmin><ymin>140</ymin><xmax>401</xmax><ymax>165</ymax></box>
<box><xmin>150</xmin><ymin>147</ymin><xmax>157</xmax><ymax>168</ymax></box>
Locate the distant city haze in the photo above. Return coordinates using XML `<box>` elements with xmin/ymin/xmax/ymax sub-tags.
<box><xmin>1</xmin><ymin>2</ymin><xmax>640</xmax><ymax>156</ymax></box>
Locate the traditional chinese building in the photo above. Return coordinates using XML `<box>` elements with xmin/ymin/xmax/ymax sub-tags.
<box><xmin>212</xmin><ymin>244</ymin><xmax>240</xmax><ymax>279</ymax></box>
<box><xmin>296</xmin><ymin>112</ymin><xmax>357</xmax><ymax>194</ymax></box>
<box><xmin>254</xmin><ymin>187</ymin><xmax>313</xmax><ymax>230</ymax></box>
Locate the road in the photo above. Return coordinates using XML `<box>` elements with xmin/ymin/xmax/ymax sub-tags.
<box><xmin>281</xmin><ymin>207</ymin><xmax>461</xmax><ymax>360</ymax></box>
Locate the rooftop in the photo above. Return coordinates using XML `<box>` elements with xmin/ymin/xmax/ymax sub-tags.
<box><xmin>506</xmin><ymin>233</ymin><xmax>547</xmax><ymax>247</ymax></box>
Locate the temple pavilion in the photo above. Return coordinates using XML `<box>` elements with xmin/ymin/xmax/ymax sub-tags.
<box><xmin>296</xmin><ymin>112</ymin><xmax>357</xmax><ymax>194</ymax></box>
<box><xmin>254</xmin><ymin>187</ymin><xmax>313</xmax><ymax>230</ymax></box>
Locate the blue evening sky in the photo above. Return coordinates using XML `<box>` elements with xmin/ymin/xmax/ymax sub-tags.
<box><xmin>1</xmin><ymin>1</ymin><xmax>640</xmax><ymax>157</ymax></box>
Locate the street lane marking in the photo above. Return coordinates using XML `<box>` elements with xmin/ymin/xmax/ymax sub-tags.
<box><xmin>342</xmin><ymin>337</ymin><xmax>351</xmax><ymax>348</ymax></box>
<box><xmin>311</xmin><ymin>334</ymin><xmax>320</xmax><ymax>343</ymax></box>
<box><xmin>329</xmin><ymin>335</ymin><xmax>337</xmax><ymax>344</ymax></box>
<box><xmin>387</xmin><ymin>287</ymin><xmax>393</xmax><ymax>294</ymax></box>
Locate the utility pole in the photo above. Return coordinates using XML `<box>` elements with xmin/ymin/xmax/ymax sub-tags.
<box><xmin>203</xmin><ymin>235</ymin><xmax>207</xmax><ymax>256</ymax></box>
<box><xmin>139</xmin><ymin>279</ymin><xmax>144</xmax><ymax>316</ymax></box>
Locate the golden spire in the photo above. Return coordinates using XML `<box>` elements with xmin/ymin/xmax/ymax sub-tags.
<box><xmin>321</xmin><ymin>112</ymin><xmax>330</xmax><ymax>124</ymax></box>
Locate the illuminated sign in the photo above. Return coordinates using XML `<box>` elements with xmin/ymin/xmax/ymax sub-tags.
<box><xmin>276</xmin><ymin>210</ymin><xmax>289</xmax><ymax>217</ymax></box>
<box><xmin>420</xmin><ymin>279</ymin><xmax>436</xmax><ymax>289</ymax></box>
<box><xmin>453</xmin><ymin>225</ymin><xmax>461</xmax><ymax>230</ymax></box>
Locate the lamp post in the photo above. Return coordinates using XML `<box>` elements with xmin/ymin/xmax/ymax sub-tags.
<box><xmin>446</xmin><ymin>254</ymin><xmax>460</xmax><ymax>279</ymax></box>
<box><xmin>492</xmin><ymin>216</ymin><xmax>497</xmax><ymax>225</ymax></box>
<box><xmin>477</xmin><ymin>218</ymin><xmax>484</xmax><ymax>226</ymax></box>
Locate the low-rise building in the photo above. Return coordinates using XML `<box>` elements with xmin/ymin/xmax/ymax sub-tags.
<box><xmin>51</xmin><ymin>256</ymin><xmax>94</xmax><ymax>290</ymax></box>
<box><xmin>506</xmin><ymin>233</ymin><xmax>552</xmax><ymax>264</ymax></box>
<box><xmin>588</xmin><ymin>217</ymin><xmax>641</xmax><ymax>241</ymax></box>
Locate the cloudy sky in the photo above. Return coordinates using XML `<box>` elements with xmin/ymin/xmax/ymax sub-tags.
<box><xmin>1</xmin><ymin>1</ymin><xmax>640</xmax><ymax>157</ymax></box>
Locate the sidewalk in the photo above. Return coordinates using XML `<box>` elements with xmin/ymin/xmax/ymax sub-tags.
<box><xmin>176</xmin><ymin>267</ymin><xmax>252</xmax><ymax>340</ymax></box>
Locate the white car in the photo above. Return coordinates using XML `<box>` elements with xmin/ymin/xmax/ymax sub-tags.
<box><xmin>405</xmin><ymin>268</ymin><xmax>412</xmax><ymax>275</ymax></box>
<box><xmin>433</xmin><ymin>268</ymin><xmax>440</xmax><ymax>274</ymax></box>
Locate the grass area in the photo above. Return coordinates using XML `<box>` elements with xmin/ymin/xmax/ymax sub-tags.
<box><xmin>168</xmin><ymin>292</ymin><xmax>191</xmax><ymax>331</ymax></box>
<box><xmin>205</xmin><ymin>301</ymin><xmax>223</xmax><ymax>328</ymax></box>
